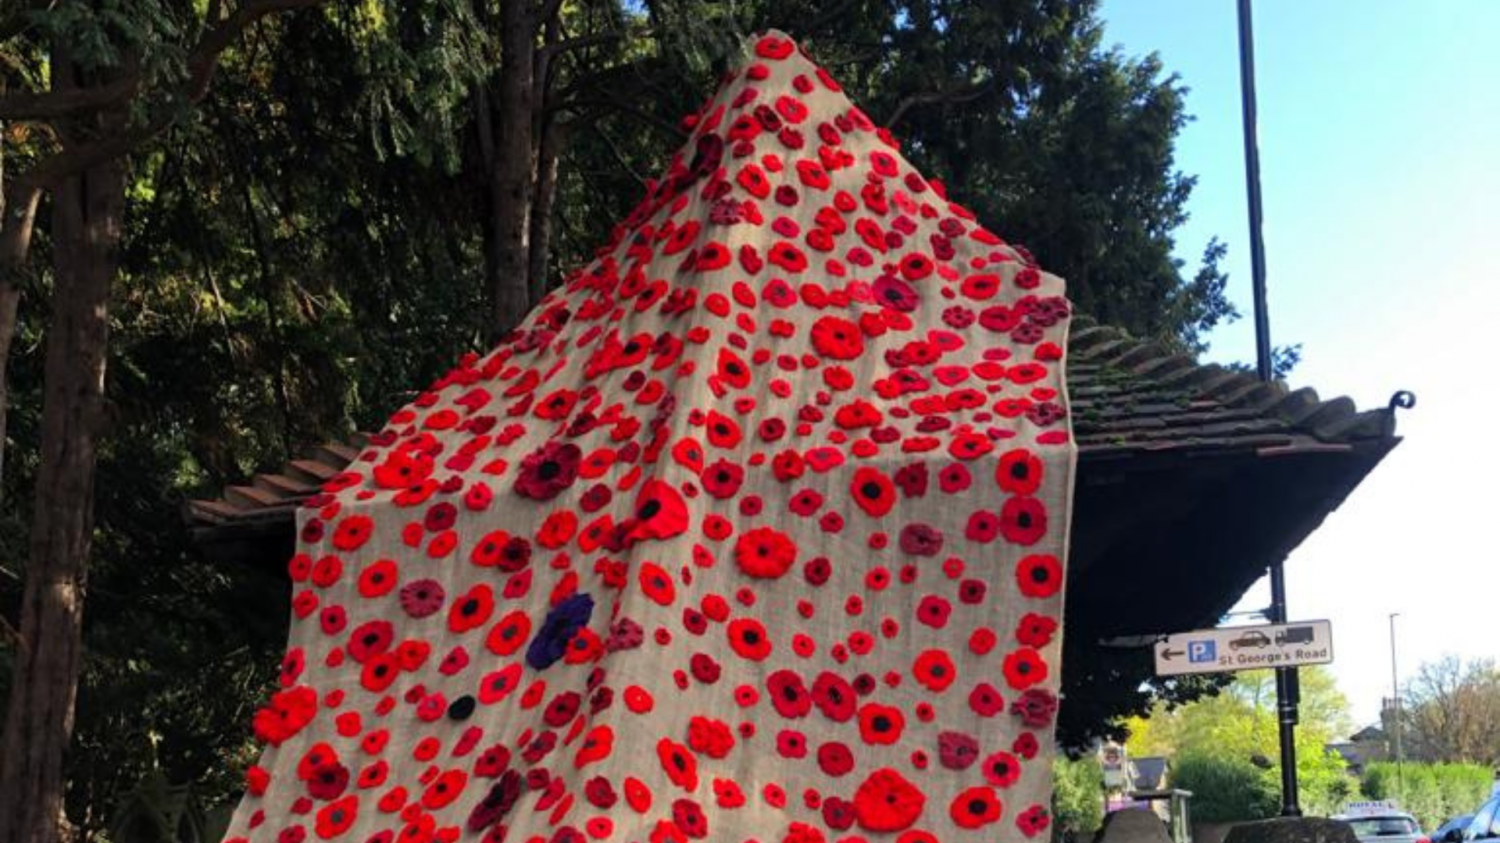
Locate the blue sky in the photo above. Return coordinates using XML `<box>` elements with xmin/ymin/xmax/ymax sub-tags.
<box><xmin>1097</xmin><ymin>0</ymin><xmax>1500</xmax><ymax>725</ymax></box>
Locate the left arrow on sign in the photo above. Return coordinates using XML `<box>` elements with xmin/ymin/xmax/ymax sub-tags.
<box><xmin>1160</xmin><ymin>648</ymin><xmax>1184</xmax><ymax>661</ymax></box>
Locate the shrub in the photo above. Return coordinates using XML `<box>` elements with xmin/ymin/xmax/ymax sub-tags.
<box><xmin>1362</xmin><ymin>761</ymin><xmax>1493</xmax><ymax>830</ymax></box>
<box><xmin>1171</xmin><ymin>751</ymin><xmax>1279</xmax><ymax>822</ymax></box>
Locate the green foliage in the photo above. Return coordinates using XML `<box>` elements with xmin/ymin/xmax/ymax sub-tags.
<box><xmin>1362</xmin><ymin>762</ymin><xmax>1493</xmax><ymax>831</ymax></box>
<box><xmin>1171</xmin><ymin>751</ymin><xmax>1278</xmax><ymax>823</ymax></box>
<box><xmin>1124</xmin><ymin>668</ymin><xmax>1356</xmax><ymax>819</ymax></box>
<box><xmin>1054</xmin><ymin>756</ymin><xmax>1106</xmax><ymax>833</ymax></box>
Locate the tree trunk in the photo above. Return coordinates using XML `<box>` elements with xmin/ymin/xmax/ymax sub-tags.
<box><xmin>488</xmin><ymin>0</ymin><xmax>536</xmax><ymax>340</ymax></box>
<box><xmin>527</xmin><ymin>113</ymin><xmax>565</xmax><ymax>305</ymax></box>
<box><xmin>0</xmin><ymin>182</ymin><xmax>42</xmax><ymax>504</ymax></box>
<box><xmin>0</xmin><ymin>154</ymin><xmax>123</xmax><ymax>843</ymax></box>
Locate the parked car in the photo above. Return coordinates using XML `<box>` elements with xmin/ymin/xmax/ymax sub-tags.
<box><xmin>1334</xmin><ymin>806</ymin><xmax>1426</xmax><ymax>843</ymax></box>
<box><xmin>1433</xmin><ymin>815</ymin><xmax>1474</xmax><ymax>843</ymax></box>
<box><xmin>1447</xmin><ymin>794</ymin><xmax>1500</xmax><ymax>842</ymax></box>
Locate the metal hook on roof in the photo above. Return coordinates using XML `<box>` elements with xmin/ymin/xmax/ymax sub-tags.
<box><xmin>1388</xmin><ymin>391</ymin><xmax>1416</xmax><ymax>412</ymax></box>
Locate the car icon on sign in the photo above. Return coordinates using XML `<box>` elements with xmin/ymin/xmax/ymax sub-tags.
<box><xmin>1230</xmin><ymin>631</ymin><xmax>1272</xmax><ymax>650</ymax></box>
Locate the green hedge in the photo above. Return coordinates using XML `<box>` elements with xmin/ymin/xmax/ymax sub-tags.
<box><xmin>1171</xmin><ymin>751</ymin><xmax>1280</xmax><ymax>823</ymax></box>
<box><xmin>1362</xmin><ymin>762</ymin><xmax>1493</xmax><ymax>831</ymax></box>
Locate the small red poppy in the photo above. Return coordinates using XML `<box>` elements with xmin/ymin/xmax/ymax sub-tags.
<box><xmin>638</xmin><ymin>562</ymin><xmax>677</xmax><ymax>606</ymax></box>
<box><xmin>734</xmin><ymin>526</ymin><xmax>797</xmax><ymax>579</ymax></box>
<box><xmin>622</xmin><ymin>480</ymin><xmax>690</xmax><ymax>544</ymax></box>
<box><xmin>477</xmin><ymin>663</ymin><xmax>522</xmax><ymax>705</ymax></box>
<box><xmin>912</xmin><ymin>649</ymin><xmax>957</xmax><ymax>692</ymax></box>
<box><xmin>356</xmin><ymin>559</ymin><xmax>397</xmax><ymax>598</ymax></box>
<box><xmin>656</xmin><ymin>738</ymin><xmax>699</xmax><ymax>792</ymax></box>
<box><xmin>810</xmin><ymin>671</ymin><xmax>857</xmax><ymax>722</ymax></box>
<box><xmin>313</xmin><ymin>795</ymin><xmax>359</xmax><ymax>839</ymax></box>
<box><xmin>701</xmin><ymin>459</ymin><xmax>745</xmax><ymax>499</ymax></box>
<box><xmin>1017</xmin><ymin>805</ymin><xmax>1052</xmax><ymax>838</ymax></box>
<box><xmin>486</xmin><ymin>611</ymin><xmax>531</xmax><ymax>656</ymax></box>
<box><xmin>767</xmin><ymin>669</ymin><xmax>812</xmax><ymax>718</ymax></box>
<box><xmin>999</xmin><ymin>496</ymin><xmax>1048</xmax><ymax>546</ymax></box>
<box><xmin>856</xmin><ymin>703</ymin><xmax>905</xmax><ymax>745</ymax></box>
<box><xmin>949</xmin><ymin>786</ymin><xmax>1003</xmax><ymax>829</ymax></box>
<box><xmin>331</xmin><ymin>515</ymin><xmax>374</xmax><ymax>552</ymax></box>
<box><xmin>996</xmin><ymin>448</ymin><xmax>1043</xmax><ymax>495</ymax></box>
<box><xmin>817</xmin><ymin>741</ymin><xmax>855</xmax><ymax>777</ymax></box>
<box><xmin>703</xmin><ymin>410</ymin><xmax>742</xmax><ymax>449</ymax></box>
<box><xmin>727</xmin><ymin>618</ymin><xmax>772</xmax><ymax>661</ymax></box>
<box><xmin>851</xmin><ymin>768</ymin><xmax>925</xmax><ymax>832</ymax></box>
<box><xmin>1016</xmin><ymin>612</ymin><xmax>1058</xmax><ymax>647</ymax></box>
<box><xmin>448</xmin><ymin>584</ymin><xmax>495</xmax><ymax>633</ymax></box>
<box><xmin>1016</xmin><ymin>554</ymin><xmax>1063</xmax><ymax>598</ymax></box>
<box><xmin>849</xmin><ymin>467</ymin><xmax>896</xmax><ymax>518</ymax></box>
<box><xmin>982</xmin><ymin>750</ymin><xmax>1023</xmax><ymax>788</ymax></box>
<box><xmin>576</xmin><ymin>725</ymin><xmax>615</xmax><ymax>767</ymax></box>
<box><xmin>809</xmin><ymin>316</ymin><xmax>864</xmax><ymax>360</ymax></box>
<box><xmin>1002</xmin><ymin>647</ymin><xmax>1049</xmax><ymax>690</ymax></box>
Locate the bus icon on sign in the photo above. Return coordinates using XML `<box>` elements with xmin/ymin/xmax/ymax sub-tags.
<box><xmin>1188</xmin><ymin>641</ymin><xmax>1217</xmax><ymax>663</ymax></box>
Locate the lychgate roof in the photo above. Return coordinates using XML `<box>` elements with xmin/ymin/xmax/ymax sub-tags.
<box><xmin>188</xmin><ymin>318</ymin><xmax>1401</xmax><ymax>748</ymax></box>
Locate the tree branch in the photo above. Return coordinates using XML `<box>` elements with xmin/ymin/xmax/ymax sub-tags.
<box><xmin>19</xmin><ymin>0</ymin><xmax>329</xmax><ymax>188</ymax></box>
<box><xmin>538</xmin><ymin>0</ymin><xmax>567</xmax><ymax>27</ymax></box>
<box><xmin>0</xmin><ymin>77</ymin><xmax>141</xmax><ymax>122</ymax></box>
<box><xmin>551</xmin><ymin>97</ymin><xmax>684</xmax><ymax>142</ymax></box>
<box><xmin>539</xmin><ymin>28</ymin><xmax>650</xmax><ymax>60</ymax></box>
<box><xmin>886</xmin><ymin>79</ymin><xmax>995</xmax><ymax>128</ymax></box>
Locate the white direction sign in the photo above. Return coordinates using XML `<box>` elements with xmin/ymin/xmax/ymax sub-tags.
<box><xmin>1153</xmin><ymin>620</ymin><xmax>1333</xmax><ymax>677</ymax></box>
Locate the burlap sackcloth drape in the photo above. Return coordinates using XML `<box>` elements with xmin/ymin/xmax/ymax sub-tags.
<box><xmin>223</xmin><ymin>29</ymin><xmax>1077</xmax><ymax>843</ymax></box>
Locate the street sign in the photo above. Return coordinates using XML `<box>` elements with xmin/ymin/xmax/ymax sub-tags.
<box><xmin>1153</xmin><ymin>620</ymin><xmax>1333</xmax><ymax>677</ymax></box>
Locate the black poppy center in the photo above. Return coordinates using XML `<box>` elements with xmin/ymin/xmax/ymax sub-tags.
<box><xmin>860</xmin><ymin>482</ymin><xmax>883</xmax><ymax>500</ymax></box>
<box><xmin>743</xmin><ymin>630</ymin><xmax>761</xmax><ymax>645</ymax></box>
<box><xmin>873</xmin><ymin>715</ymin><xmax>892</xmax><ymax>732</ymax></box>
<box><xmin>1017</xmin><ymin>512</ymin><xmax>1033</xmax><ymax>528</ymax></box>
<box><xmin>461</xmin><ymin>598</ymin><xmax>480</xmax><ymax>616</ymax></box>
<box><xmin>1010</xmin><ymin>462</ymin><xmax>1031</xmax><ymax>480</ymax></box>
<box><xmin>1030</xmin><ymin>565</ymin><xmax>1051</xmax><ymax>584</ymax></box>
<box><xmin>968</xmin><ymin>799</ymin><xmax>988</xmax><ymax>815</ymax></box>
<box><xmin>782</xmin><ymin>685</ymin><xmax>800</xmax><ymax>702</ymax></box>
<box><xmin>537</xmin><ymin>460</ymin><xmax>562</xmax><ymax>480</ymax></box>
